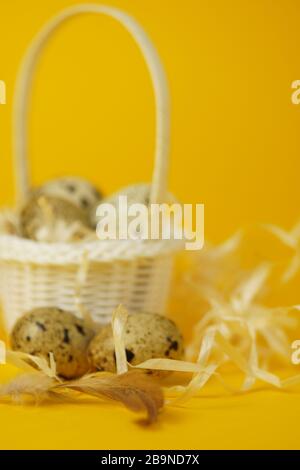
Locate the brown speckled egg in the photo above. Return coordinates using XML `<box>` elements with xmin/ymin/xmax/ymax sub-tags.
<box><xmin>88</xmin><ymin>312</ymin><xmax>184</xmax><ymax>373</ymax></box>
<box><xmin>20</xmin><ymin>194</ymin><xmax>91</xmax><ymax>242</ymax></box>
<box><xmin>11</xmin><ymin>307</ymin><xmax>95</xmax><ymax>379</ymax></box>
<box><xmin>38</xmin><ymin>177</ymin><xmax>102</xmax><ymax>221</ymax></box>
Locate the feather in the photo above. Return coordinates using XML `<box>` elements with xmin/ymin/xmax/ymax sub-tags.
<box><xmin>56</xmin><ymin>370</ymin><xmax>164</xmax><ymax>424</ymax></box>
<box><xmin>0</xmin><ymin>373</ymin><xmax>56</xmax><ymax>402</ymax></box>
<box><xmin>0</xmin><ymin>370</ymin><xmax>164</xmax><ymax>424</ymax></box>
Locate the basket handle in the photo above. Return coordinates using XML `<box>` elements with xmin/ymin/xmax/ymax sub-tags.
<box><xmin>13</xmin><ymin>3</ymin><xmax>170</xmax><ymax>206</ymax></box>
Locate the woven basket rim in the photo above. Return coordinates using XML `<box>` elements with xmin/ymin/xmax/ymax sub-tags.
<box><xmin>0</xmin><ymin>233</ymin><xmax>184</xmax><ymax>265</ymax></box>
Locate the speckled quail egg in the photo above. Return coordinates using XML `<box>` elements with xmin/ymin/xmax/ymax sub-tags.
<box><xmin>20</xmin><ymin>194</ymin><xmax>92</xmax><ymax>242</ymax></box>
<box><xmin>101</xmin><ymin>182</ymin><xmax>177</xmax><ymax>205</ymax></box>
<box><xmin>88</xmin><ymin>312</ymin><xmax>184</xmax><ymax>373</ymax></box>
<box><xmin>11</xmin><ymin>307</ymin><xmax>95</xmax><ymax>379</ymax></box>
<box><xmin>37</xmin><ymin>177</ymin><xmax>102</xmax><ymax>221</ymax></box>
<box><xmin>92</xmin><ymin>183</ymin><xmax>178</xmax><ymax>230</ymax></box>
<box><xmin>100</xmin><ymin>183</ymin><xmax>154</xmax><ymax>207</ymax></box>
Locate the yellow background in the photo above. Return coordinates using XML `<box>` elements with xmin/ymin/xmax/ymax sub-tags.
<box><xmin>1</xmin><ymin>0</ymin><xmax>300</xmax><ymax>450</ymax></box>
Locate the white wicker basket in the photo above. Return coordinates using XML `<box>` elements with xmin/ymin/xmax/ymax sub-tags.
<box><xmin>0</xmin><ymin>4</ymin><xmax>183</xmax><ymax>332</ymax></box>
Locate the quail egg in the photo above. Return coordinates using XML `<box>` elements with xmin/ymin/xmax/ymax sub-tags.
<box><xmin>20</xmin><ymin>194</ymin><xmax>91</xmax><ymax>242</ymax></box>
<box><xmin>37</xmin><ymin>176</ymin><xmax>102</xmax><ymax>221</ymax></box>
<box><xmin>88</xmin><ymin>312</ymin><xmax>184</xmax><ymax>373</ymax></box>
<box><xmin>11</xmin><ymin>307</ymin><xmax>95</xmax><ymax>379</ymax></box>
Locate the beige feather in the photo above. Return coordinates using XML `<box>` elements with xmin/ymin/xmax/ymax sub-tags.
<box><xmin>0</xmin><ymin>370</ymin><xmax>164</xmax><ymax>424</ymax></box>
<box><xmin>56</xmin><ymin>370</ymin><xmax>164</xmax><ymax>424</ymax></box>
<box><xmin>0</xmin><ymin>373</ymin><xmax>56</xmax><ymax>402</ymax></box>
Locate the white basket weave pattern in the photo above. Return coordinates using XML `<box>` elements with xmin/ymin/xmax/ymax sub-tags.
<box><xmin>0</xmin><ymin>256</ymin><xmax>174</xmax><ymax>332</ymax></box>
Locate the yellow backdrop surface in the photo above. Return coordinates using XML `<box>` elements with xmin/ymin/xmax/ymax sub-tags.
<box><xmin>1</xmin><ymin>0</ymin><xmax>300</xmax><ymax>450</ymax></box>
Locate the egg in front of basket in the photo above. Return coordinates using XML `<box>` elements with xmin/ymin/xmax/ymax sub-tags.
<box><xmin>88</xmin><ymin>312</ymin><xmax>184</xmax><ymax>373</ymax></box>
<box><xmin>11</xmin><ymin>307</ymin><xmax>95</xmax><ymax>379</ymax></box>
